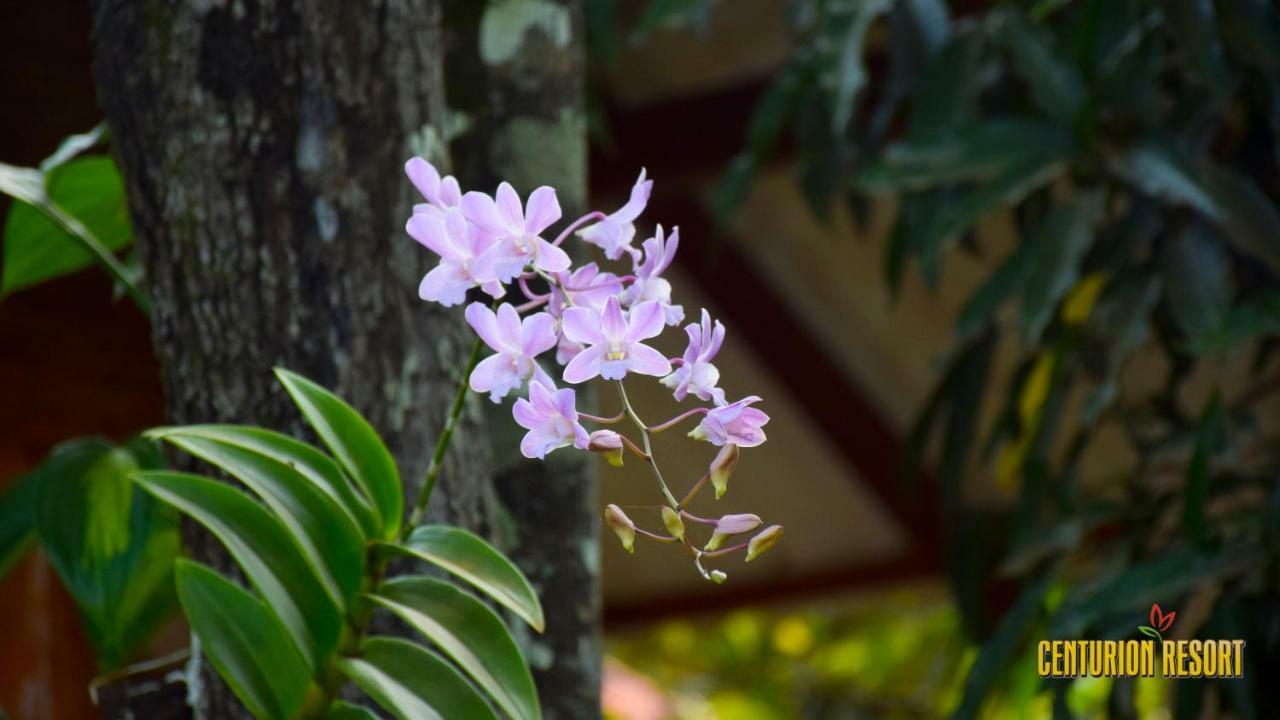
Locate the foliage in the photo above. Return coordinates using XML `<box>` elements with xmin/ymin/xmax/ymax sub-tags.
<box><xmin>699</xmin><ymin>0</ymin><xmax>1280</xmax><ymax>716</ymax></box>
<box><xmin>138</xmin><ymin>368</ymin><xmax>544</xmax><ymax>719</ymax></box>
<box><xmin>0</xmin><ymin>123</ymin><xmax>144</xmax><ymax>310</ymax></box>
<box><xmin>0</xmin><ymin>437</ymin><xmax>178</xmax><ymax>670</ymax></box>
<box><xmin>608</xmin><ymin>590</ymin><xmax>1177</xmax><ymax>719</ymax></box>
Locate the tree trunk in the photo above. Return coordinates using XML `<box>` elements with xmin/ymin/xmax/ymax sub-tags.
<box><xmin>442</xmin><ymin>2</ymin><xmax>601</xmax><ymax>718</ymax></box>
<box><xmin>90</xmin><ymin>1</ymin><xmax>501</xmax><ymax>716</ymax></box>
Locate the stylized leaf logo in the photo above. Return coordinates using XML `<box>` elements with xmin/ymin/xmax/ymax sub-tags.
<box><xmin>1140</xmin><ymin>603</ymin><xmax>1176</xmax><ymax>642</ymax></box>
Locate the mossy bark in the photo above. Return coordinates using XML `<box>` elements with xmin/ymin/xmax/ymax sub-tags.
<box><xmin>443</xmin><ymin>1</ymin><xmax>601</xmax><ymax>717</ymax></box>
<box><xmin>90</xmin><ymin>1</ymin><xmax>501</xmax><ymax>717</ymax></box>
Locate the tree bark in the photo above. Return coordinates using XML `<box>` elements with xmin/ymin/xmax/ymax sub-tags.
<box><xmin>442</xmin><ymin>2</ymin><xmax>601</xmax><ymax>718</ymax></box>
<box><xmin>90</xmin><ymin>1</ymin><xmax>501</xmax><ymax>716</ymax></box>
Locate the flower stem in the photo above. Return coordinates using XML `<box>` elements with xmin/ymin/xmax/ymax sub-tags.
<box><xmin>648</xmin><ymin>407</ymin><xmax>709</xmax><ymax>433</ymax></box>
<box><xmin>553</xmin><ymin>211</ymin><xmax>607</xmax><ymax>246</ymax></box>
<box><xmin>679</xmin><ymin>472</ymin><xmax>709</xmax><ymax>508</ymax></box>
<box><xmin>616</xmin><ymin>380</ymin><xmax>680</xmax><ymax>509</ymax></box>
<box><xmin>404</xmin><ymin>336</ymin><xmax>483</xmax><ymax>537</ymax></box>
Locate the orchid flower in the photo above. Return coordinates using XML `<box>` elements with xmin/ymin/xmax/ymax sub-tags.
<box><xmin>463</xmin><ymin>182</ymin><xmax>571</xmax><ymax>282</ymax></box>
<box><xmin>620</xmin><ymin>225</ymin><xmax>683</xmax><ymax>325</ymax></box>
<box><xmin>407</xmin><ymin>208</ymin><xmax>503</xmax><ymax>306</ymax></box>
<box><xmin>578</xmin><ymin>168</ymin><xmax>652</xmax><ymax>260</ymax></box>
<box><xmin>465</xmin><ymin>302</ymin><xmax>557</xmax><ymax>402</ymax></box>
<box><xmin>689</xmin><ymin>396</ymin><xmax>769</xmax><ymax>447</ymax></box>
<box><xmin>662</xmin><ymin>308</ymin><xmax>726</xmax><ymax>404</ymax></box>
<box><xmin>405</xmin><ymin>157</ymin><xmax>461</xmax><ymax>216</ymax></box>
<box><xmin>548</xmin><ymin>262</ymin><xmax>624</xmax><ymax>317</ymax></box>
<box><xmin>512</xmin><ymin>377</ymin><xmax>590</xmax><ymax>459</ymax></box>
<box><xmin>561</xmin><ymin>297</ymin><xmax>672</xmax><ymax>383</ymax></box>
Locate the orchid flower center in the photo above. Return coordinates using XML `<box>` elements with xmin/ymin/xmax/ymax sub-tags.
<box><xmin>606</xmin><ymin>341</ymin><xmax>627</xmax><ymax>361</ymax></box>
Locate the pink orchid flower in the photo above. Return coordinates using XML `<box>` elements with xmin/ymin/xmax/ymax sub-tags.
<box><xmin>548</xmin><ymin>262</ymin><xmax>624</xmax><ymax>318</ymax></box>
<box><xmin>620</xmin><ymin>225</ymin><xmax>684</xmax><ymax>326</ymax></box>
<box><xmin>561</xmin><ymin>297</ymin><xmax>672</xmax><ymax>383</ymax></box>
<box><xmin>661</xmin><ymin>308</ymin><xmax>726</xmax><ymax>405</ymax></box>
<box><xmin>463</xmin><ymin>182</ymin><xmax>571</xmax><ymax>282</ymax></box>
<box><xmin>405</xmin><ymin>157</ymin><xmax>461</xmax><ymax>216</ymax></box>
<box><xmin>578</xmin><ymin>168</ymin><xmax>652</xmax><ymax>260</ymax></box>
<box><xmin>689</xmin><ymin>396</ymin><xmax>768</xmax><ymax>447</ymax></box>
<box><xmin>512</xmin><ymin>377</ymin><xmax>590</xmax><ymax>459</ymax></box>
<box><xmin>407</xmin><ymin>208</ymin><xmax>503</xmax><ymax>306</ymax></box>
<box><xmin>465</xmin><ymin>302</ymin><xmax>557</xmax><ymax>402</ymax></box>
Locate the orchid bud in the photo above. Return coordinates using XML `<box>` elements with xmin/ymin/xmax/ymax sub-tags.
<box><xmin>746</xmin><ymin>525</ymin><xmax>783</xmax><ymax>562</ymax></box>
<box><xmin>604</xmin><ymin>504</ymin><xmax>636</xmax><ymax>553</ymax></box>
<box><xmin>588</xmin><ymin>430</ymin><xmax>625</xmax><ymax>467</ymax></box>
<box><xmin>661</xmin><ymin>506</ymin><xmax>685</xmax><ymax>542</ymax></box>
<box><xmin>709</xmin><ymin>444</ymin><xmax>740</xmax><ymax>499</ymax></box>
<box><xmin>705</xmin><ymin>513</ymin><xmax>762</xmax><ymax>551</ymax></box>
<box><xmin>709</xmin><ymin>570</ymin><xmax>728</xmax><ymax>584</ymax></box>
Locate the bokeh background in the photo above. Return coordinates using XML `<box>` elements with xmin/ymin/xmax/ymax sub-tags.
<box><xmin>4</xmin><ymin>1</ymin><xmax>1280</xmax><ymax>718</ymax></box>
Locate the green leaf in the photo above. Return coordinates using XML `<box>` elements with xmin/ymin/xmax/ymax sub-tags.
<box><xmin>955</xmin><ymin>242</ymin><xmax>1033</xmax><ymax>340</ymax></box>
<box><xmin>1197</xmin><ymin>163</ymin><xmax>1280</xmax><ymax>275</ymax></box>
<box><xmin>1189</xmin><ymin>289</ymin><xmax>1280</xmax><ymax>353</ymax></box>
<box><xmin>953</xmin><ymin>568</ymin><xmax>1056</xmax><ymax>720</ymax></box>
<box><xmin>2</xmin><ymin>157</ymin><xmax>134</xmax><ymax>296</ymax></box>
<box><xmin>40</xmin><ymin>122</ymin><xmax>109</xmax><ymax>174</ymax></box>
<box><xmin>156</xmin><ymin>432</ymin><xmax>365</xmax><ymax>608</ymax></box>
<box><xmin>860</xmin><ymin>121</ymin><xmax>1071</xmax><ymax>193</ymax></box>
<box><xmin>1183</xmin><ymin>393</ymin><xmax>1224</xmax><ymax>546</ymax></box>
<box><xmin>913</xmin><ymin>155</ymin><xmax>1066</xmax><ymax>272</ymax></box>
<box><xmin>1161</xmin><ymin>0</ymin><xmax>1230</xmax><ymax>89</ymax></box>
<box><xmin>828</xmin><ymin>0</ymin><xmax>891</xmax><ymax>135</ymax></box>
<box><xmin>909</xmin><ymin>26</ymin><xmax>987</xmax><ymax>135</ymax></box>
<box><xmin>380</xmin><ymin>525</ymin><xmax>544</xmax><ymax>632</ymax></box>
<box><xmin>1162</xmin><ymin>224</ymin><xmax>1231</xmax><ymax>344</ymax></box>
<box><xmin>631</xmin><ymin>0</ymin><xmax>715</xmax><ymax>41</ymax></box>
<box><xmin>34</xmin><ymin>439</ymin><xmax>179</xmax><ymax>670</ymax></box>
<box><xmin>275</xmin><ymin>369</ymin><xmax>403</xmax><ymax>539</ymax></box>
<box><xmin>1019</xmin><ymin>191</ymin><xmax>1105</xmax><ymax>342</ymax></box>
<box><xmin>1109</xmin><ymin>143</ymin><xmax>1217</xmax><ymax>217</ymax></box>
<box><xmin>995</xmin><ymin>8</ymin><xmax>1085</xmax><ymax>124</ymax></box>
<box><xmin>144</xmin><ymin>425</ymin><xmax>379</xmax><ymax>539</ymax></box>
<box><xmin>0</xmin><ymin>469</ymin><xmax>40</xmax><ymax>579</ymax></box>
<box><xmin>1138</xmin><ymin>625</ymin><xmax>1161</xmax><ymax>639</ymax></box>
<box><xmin>938</xmin><ymin>331</ymin><xmax>997</xmax><ymax>513</ymax></box>
<box><xmin>371</xmin><ymin>576</ymin><xmax>540</xmax><ymax>720</ymax></box>
<box><xmin>327</xmin><ymin>702</ymin><xmax>381</xmax><ymax>720</ymax></box>
<box><xmin>174</xmin><ymin>560</ymin><xmax>311</xmax><ymax>720</ymax></box>
<box><xmin>134</xmin><ymin>471</ymin><xmax>340</xmax><ymax>671</ymax></box>
<box><xmin>337</xmin><ymin>637</ymin><xmax>497</xmax><ymax>720</ymax></box>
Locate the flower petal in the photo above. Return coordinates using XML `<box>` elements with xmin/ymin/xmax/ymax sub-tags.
<box><xmin>625</xmin><ymin>343</ymin><xmax>672</xmax><ymax>377</ymax></box>
<box><xmin>405</xmin><ymin>157</ymin><xmax>441</xmax><ymax>202</ymax></box>
<box><xmin>512</xmin><ymin>397</ymin><xmax>543</xmax><ymax>430</ymax></box>
<box><xmin>563</xmin><ymin>343</ymin><xmax>608</xmax><ymax>384</ymax></box>
<box><xmin>520</xmin><ymin>312</ymin><xmax>557</xmax><ymax>357</ymax></box>
<box><xmin>601</xmin><ymin>296</ymin><xmax>627</xmax><ymax>341</ymax></box>
<box><xmin>495</xmin><ymin>182</ymin><xmax>524</xmax><ymax>230</ymax></box>
<box><xmin>534</xmin><ymin>238</ymin><xmax>572</xmax><ymax>273</ymax></box>
<box><xmin>406</xmin><ymin>214</ymin><xmax>456</xmax><ymax>259</ymax></box>
<box><xmin>524</xmin><ymin>186</ymin><xmax>561</xmax><ymax>235</ymax></box>
<box><xmin>495</xmin><ymin>303</ymin><xmax>523</xmax><ymax>348</ymax></box>
<box><xmin>561</xmin><ymin>306</ymin><xmax>604</xmax><ymax>345</ymax></box>
<box><xmin>469</xmin><ymin>353</ymin><xmax>514</xmax><ymax>397</ymax></box>
<box><xmin>461</xmin><ymin>190</ymin><xmax>507</xmax><ymax>237</ymax></box>
<box><xmin>464</xmin><ymin>303</ymin><xmax>505</xmax><ymax>352</ymax></box>
<box><xmin>626</xmin><ymin>301</ymin><xmax>666</xmax><ymax>342</ymax></box>
<box><xmin>418</xmin><ymin>263</ymin><xmax>468</xmax><ymax>307</ymax></box>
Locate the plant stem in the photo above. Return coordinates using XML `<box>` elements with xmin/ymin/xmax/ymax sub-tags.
<box><xmin>647</xmin><ymin>407</ymin><xmax>708</xmax><ymax>433</ymax></box>
<box><xmin>679</xmin><ymin>473</ymin><xmax>709</xmax><ymax>508</ymax></box>
<box><xmin>403</xmin><ymin>336</ymin><xmax>483</xmax><ymax>537</ymax></box>
<box><xmin>616</xmin><ymin>380</ymin><xmax>680</xmax><ymax>509</ymax></box>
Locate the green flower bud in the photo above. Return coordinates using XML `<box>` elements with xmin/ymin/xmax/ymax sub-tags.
<box><xmin>709</xmin><ymin>570</ymin><xmax>728</xmax><ymax>584</ymax></box>
<box><xmin>705</xmin><ymin>513</ymin><xmax>761</xmax><ymax>551</ymax></box>
<box><xmin>661</xmin><ymin>506</ymin><xmax>685</xmax><ymax>542</ymax></box>
<box><xmin>604</xmin><ymin>504</ymin><xmax>636</xmax><ymax>553</ymax></box>
<box><xmin>746</xmin><ymin>525</ymin><xmax>783</xmax><ymax>562</ymax></box>
<box><xmin>709</xmin><ymin>444</ymin><xmax>740</xmax><ymax>500</ymax></box>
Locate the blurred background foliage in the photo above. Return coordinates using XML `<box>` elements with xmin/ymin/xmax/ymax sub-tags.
<box><xmin>592</xmin><ymin>0</ymin><xmax>1280</xmax><ymax>717</ymax></box>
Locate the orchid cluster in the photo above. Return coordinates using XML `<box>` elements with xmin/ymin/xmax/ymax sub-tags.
<box><xmin>405</xmin><ymin>157</ymin><xmax>782</xmax><ymax>582</ymax></box>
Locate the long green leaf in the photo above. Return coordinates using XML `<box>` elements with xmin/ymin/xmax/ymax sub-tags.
<box><xmin>134</xmin><ymin>471</ymin><xmax>340</xmax><ymax>671</ymax></box>
<box><xmin>1183</xmin><ymin>393</ymin><xmax>1224</xmax><ymax>546</ymax></box>
<box><xmin>157</xmin><ymin>433</ymin><xmax>365</xmax><ymax>608</ymax></box>
<box><xmin>274</xmin><ymin>369</ymin><xmax>403</xmax><ymax>539</ymax></box>
<box><xmin>1018</xmin><ymin>191</ymin><xmax>1105</xmax><ymax>342</ymax></box>
<box><xmin>175</xmin><ymin>560</ymin><xmax>311</xmax><ymax>720</ymax></box>
<box><xmin>145</xmin><ymin>425</ymin><xmax>379</xmax><ymax>539</ymax></box>
<box><xmin>1162</xmin><ymin>224</ymin><xmax>1231</xmax><ymax>344</ymax></box>
<box><xmin>328</xmin><ymin>702</ymin><xmax>381</xmax><ymax>720</ymax></box>
<box><xmin>380</xmin><ymin>525</ymin><xmax>544</xmax><ymax>632</ymax></box>
<box><xmin>371</xmin><ymin>577</ymin><xmax>540</xmax><ymax>720</ymax></box>
<box><xmin>995</xmin><ymin>8</ymin><xmax>1085</xmax><ymax>124</ymax></box>
<box><xmin>337</xmin><ymin>637</ymin><xmax>497</xmax><ymax>720</ymax></box>
<box><xmin>34</xmin><ymin>439</ymin><xmax>178</xmax><ymax>670</ymax></box>
<box><xmin>0</xmin><ymin>469</ymin><xmax>40</xmax><ymax>579</ymax></box>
